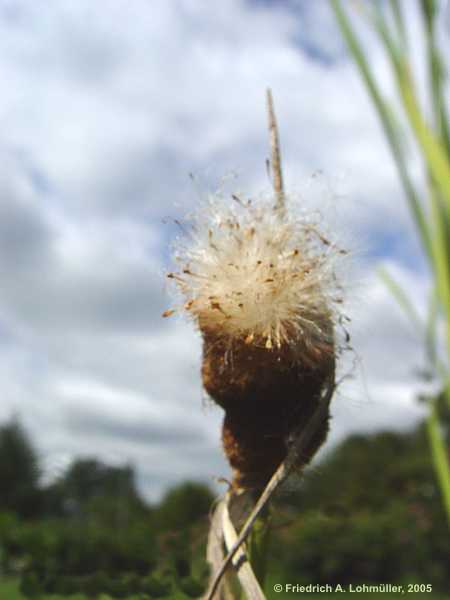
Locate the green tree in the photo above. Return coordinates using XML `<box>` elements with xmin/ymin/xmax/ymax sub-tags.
<box><xmin>47</xmin><ymin>458</ymin><xmax>145</xmax><ymax>524</ymax></box>
<box><xmin>157</xmin><ymin>482</ymin><xmax>214</xmax><ymax>531</ymax></box>
<box><xmin>271</xmin><ymin>424</ymin><xmax>449</xmax><ymax>589</ymax></box>
<box><xmin>0</xmin><ymin>419</ymin><xmax>41</xmax><ymax>518</ymax></box>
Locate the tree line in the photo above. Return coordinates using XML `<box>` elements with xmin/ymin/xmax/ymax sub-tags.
<box><xmin>0</xmin><ymin>412</ymin><xmax>449</xmax><ymax>598</ymax></box>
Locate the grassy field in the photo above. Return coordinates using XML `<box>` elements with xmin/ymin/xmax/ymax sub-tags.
<box><xmin>0</xmin><ymin>578</ymin><xmax>22</xmax><ymax>600</ymax></box>
<box><xmin>0</xmin><ymin>577</ymin><xmax>191</xmax><ymax>600</ymax></box>
<box><xmin>0</xmin><ymin>577</ymin><xmax>90</xmax><ymax>599</ymax></box>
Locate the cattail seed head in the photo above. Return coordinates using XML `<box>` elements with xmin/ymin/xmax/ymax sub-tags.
<box><xmin>168</xmin><ymin>193</ymin><xmax>343</xmax><ymax>358</ymax></box>
<box><xmin>165</xmin><ymin>189</ymin><xmax>345</xmax><ymax>491</ymax></box>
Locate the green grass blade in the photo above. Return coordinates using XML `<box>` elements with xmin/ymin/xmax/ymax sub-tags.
<box><xmin>332</xmin><ymin>0</ymin><xmax>450</xmax><ymax>527</ymax></box>
<box><xmin>368</xmin><ymin>1</ymin><xmax>450</xmax><ymax>355</ymax></box>
<box><xmin>420</xmin><ymin>0</ymin><xmax>436</xmax><ymax>22</ymax></box>
<box><xmin>428</xmin><ymin>186</ymin><xmax>450</xmax><ymax>358</ymax></box>
<box><xmin>400</xmin><ymin>78</ymin><xmax>450</xmax><ymax>214</ymax></box>
<box><xmin>426</xmin><ymin>401</ymin><xmax>450</xmax><ymax>527</ymax></box>
<box><xmin>378</xmin><ymin>267</ymin><xmax>423</xmax><ymax>330</ymax></box>
<box><xmin>425</xmin><ymin>285</ymin><xmax>439</xmax><ymax>369</ymax></box>
<box><xmin>389</xmin><ymin>0</ymin><xmax>407</xmax><ymax>49</ymax></box>
<box><xmin>420</xmin><ymin>0</ymin><xmax>450</xmax><ymax>158</ymax></box>
<box><xmin>371</xmin><ymin>6</ymin><xmax>450</xmax><ymax>217</ymax></box>
<box><xmin>330</xmin><ymin>0</ymin><xmax>433</xmax><ymax>261</ymax></box>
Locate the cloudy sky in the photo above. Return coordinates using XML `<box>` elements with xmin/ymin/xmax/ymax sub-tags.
<box><xmin>0</xmin><ymin>0</ymin><xmax>446</xmax><ymax>501</ymax></box>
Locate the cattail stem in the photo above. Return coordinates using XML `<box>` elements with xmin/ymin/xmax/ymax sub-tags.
<box><xmin>168</xmin><ymin>90</ymin><xmax>343</xmax><ymax>598</ymax></box>
<box><xmin>205</xmin><ymin>373</ymin><xmax>335</xmax><ymax>600</ymax></box>
<box><xmin>206</xmin><ymin>501</ymin><xmax>234</xmax><ymax>600</ymax></box>
<box><xmin>222</xmin><ymin>494</ymin><xmax>266</xmax><ymax>600</ymax></box>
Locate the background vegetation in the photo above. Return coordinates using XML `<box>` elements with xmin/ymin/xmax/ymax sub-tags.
<box><xmin>0</xmin><ymin>411</ymin><xmax>449</xmax><ymax>599</ymax></box>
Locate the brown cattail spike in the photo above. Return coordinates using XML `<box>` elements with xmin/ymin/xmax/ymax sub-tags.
<box><xmin>165</xmin><ymin>91</ymin><xmax>345</xmax><ymax>493</ymax></box>
<box><xmin>202</xmin><ymin>323</ymin><xmax>335</xmax><ymax>491</ymax></box>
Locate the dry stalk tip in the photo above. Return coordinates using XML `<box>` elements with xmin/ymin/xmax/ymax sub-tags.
<box><xmin>266</xmin><ymin>88</ymin><xmax>285</xmax><ymax>213</ymax></box>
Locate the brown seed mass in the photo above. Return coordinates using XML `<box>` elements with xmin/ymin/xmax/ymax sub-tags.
<box><xmin>201</xmin><ymin>327</ymin><xmax>335</xmax><ymax>491</ymax></box>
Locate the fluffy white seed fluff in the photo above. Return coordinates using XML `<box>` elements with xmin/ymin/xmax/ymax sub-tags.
<box><xmin>166</xmin><ymin>191</ymin><xmax>345</xmax><ymax>353</ymax></box>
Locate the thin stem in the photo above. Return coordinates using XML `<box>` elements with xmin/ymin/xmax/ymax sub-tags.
<box><xmin>222</xmin><ymin>494</ymin><xmax>267</xmax><ymax>600</ymax></box>
<box><xmin>206</xmin><ymin>500</ymin><xmax>234</xmax><ymax>600</ymax></box>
